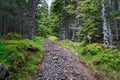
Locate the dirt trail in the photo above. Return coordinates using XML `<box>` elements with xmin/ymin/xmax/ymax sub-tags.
<box><xmin>36</xmin><ymin>40</ymin><xmax>96</xmax><ymax>80</ymax></box>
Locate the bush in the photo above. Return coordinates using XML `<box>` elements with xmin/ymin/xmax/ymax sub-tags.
<box><xmin>81</xmin><ymin>43</ymin><xmax>104</xmax><ymax>55</ymax></box>
<box><xmin>48</xmin><ymin>36</ymin><xmax>58</xmax><ymax>42</ymax></box>
<box><xmin>99</xmin><ymin>49</ymin><xmax>120</xmax><ymax>71</ymax></box>
<box><xmin>34</xmin><ymin>36</ymin><xmax>45</xmax><ymax>42</ymax></box>
<box><xmin>6</xmin><ymin>33</ymin><xmax>22</xmax><ymax>40</ymax></box>
<box><xmin>0</xmin><ymin>35</ymin><xmax>3</xmax><ymax>40</ymax></box>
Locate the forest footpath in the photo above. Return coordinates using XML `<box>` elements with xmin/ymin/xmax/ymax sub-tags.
<box><xmin>36</xmin><ymin>40</ymin><xmax>96</xmax><ymax>80</ymax></box>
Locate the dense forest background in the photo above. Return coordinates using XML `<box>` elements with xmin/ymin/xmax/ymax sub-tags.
<box><xmin>1</xmin><ymin>0</ymin><xmax>120</xmax><ymax>48</ymax></box>
<box><xmin>0</xmin><ymin>0</ymin><xmax>120</xmax><ymax>80</ymax></box>
<box><xmin>50</xmin><ymin>0</ymin><xmax>120</xmax><ymax>48</ymax></box>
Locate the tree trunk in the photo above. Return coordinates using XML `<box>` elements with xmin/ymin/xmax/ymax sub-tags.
<box><xmin>28</xmin><ymin>0</ymin><xmax>36</xmax><ymax>40</ymax></box>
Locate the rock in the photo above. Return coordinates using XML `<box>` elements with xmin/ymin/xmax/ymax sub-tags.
<box><xmin>0</xmin><ymin>63</ymin><xmax>10</xmax><ymax>80</ymax></box>
<box><xmin>52</xmin><ymin>56</ymin><xmax>58</xmax><ymax>60</ymax></box>
<box><xmin>82</xmin><ymin>75</ymin><xmax>89</xmax><ymax>80</ymax></box>
<box><xmin>70</xmin><ymin>77</ymin><xmax>76</xmax><ymax>80</ymax></box>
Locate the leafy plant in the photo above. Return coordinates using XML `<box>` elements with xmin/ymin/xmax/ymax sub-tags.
<box><xmin>6</xmin><ymin>33</ymin><xmax>22</xmax><ymax>40</ymax></box>
<box><xmin>48</xmin><ymin>36</ymin><xmax>58</xmax><ymax>42</ymax></box>
<box><xmin>81</xmin><ymin>43</ymin><xmax>104</xmax><ymax>55</ymax></box>
<box><xmin>99</xmin><ymin>49</ymin><xmax>120</xmax><ymax>71</ymax></box>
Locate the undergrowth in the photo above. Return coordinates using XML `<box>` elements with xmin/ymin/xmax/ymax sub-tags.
<box><xmin>47</xmin><ymin>36</ymin><xmax>58</xmax><ymax>42</ymax></box>
<box><xmin>57</xmin><ymin>40</ymin><xmax>120</xmax><ymax>80</ymax></box>
<box><xmin>0</xmin><ymin>34</ymin><xmax>44</xmax><ymax>80</ymax></box>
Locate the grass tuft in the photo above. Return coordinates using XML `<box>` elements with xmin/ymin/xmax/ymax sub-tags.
<box><xmin>47</xmin><ymin>36</ymin><xmax>58</xmax><ymax>42</ymax></box>
<box><xmin>0</xmin><ymin>36</ymin><xmax>44</xmax><ymax>80</ymax></box>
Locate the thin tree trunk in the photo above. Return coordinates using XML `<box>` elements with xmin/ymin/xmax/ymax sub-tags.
<box><xmin>114</xmin><ymin>19</ymin><xmax>119</xmax><ymax>40</ymax></box>
<box><xmin>28</xmin><ymin>0</ymin><xmax>36</xmax><ymax>40</ymax></box>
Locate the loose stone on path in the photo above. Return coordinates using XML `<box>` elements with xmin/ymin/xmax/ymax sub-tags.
<box><xmin>36</xmin><ymin>40</ymin><xmax>96</xmax><ymax>80</ymax></box>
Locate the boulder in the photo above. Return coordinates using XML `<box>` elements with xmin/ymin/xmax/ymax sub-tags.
<box><xmin>0</xmin><ymin>63</ymin><xmax>10</xmax><ymax>80</ymax></box>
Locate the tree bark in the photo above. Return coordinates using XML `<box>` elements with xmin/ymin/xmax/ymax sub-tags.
<box><xmin>28</xmin><ymin>0</ymin><xmax>36</xmax><ymax>40</ymax></box>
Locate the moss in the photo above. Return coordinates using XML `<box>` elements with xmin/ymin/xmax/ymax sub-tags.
<box><xmin>6</xmin><ymin>33</ymin><xmax>22</xmax><ymax>40</ymax></box>
<box><xmin>47</xmin><ymin>36</ymin><xmax>58</xmax><ymax>42</ymax></box>
<box><xmin>0</xmin><ymin>36</ymin><xmax>44</xmax><ymax>80</ymax></box>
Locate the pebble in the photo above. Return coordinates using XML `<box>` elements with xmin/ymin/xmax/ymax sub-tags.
<box><xmin>52</xmin><ymin>56</ymin><xmax>58</xmax><ymax>60</ymax></box>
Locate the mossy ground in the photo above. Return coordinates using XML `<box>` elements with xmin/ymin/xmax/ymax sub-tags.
<box><xmin>0</xmin><ymin>36</ymin><xmax>44</xmax><ymax>80</ymax></box>
<box><xmin>47</xmin><ymin>36</ymin><xmax>58</xmax><ymax>42</ymax></box>
<box><xmin>56</xmin><ymin>40</ymin><xmax>120</xmax><ymax>80</ymax></box>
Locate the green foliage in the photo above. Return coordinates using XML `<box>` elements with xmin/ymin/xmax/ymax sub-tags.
<box><xmin>48</xmin><ymin>36</ymin><xmax>58</xmax><ymax>42</ymax></box>
<box><xmin>64</xmin><ymin>4</ymin><xmax>76</xmax><ymax>14</ymax></box>
<box><xmin>81</xmin><ymin>43</ymin><xmax>104</xmax><ymax>55</ymax></box>
<box><xmin>0</xmin><ymin>37</ymin><xmax>44</xmax><ymax>80</ymax></box>
<box><xmin>52</xmin><ymin>0</ymin><xmax>78</xmax><ymax>38</ymax></box>
<box><xmin>0</xmin><ymin>35</ymin><xmax>3</xmax><ymax>40</ymax></box>
<box><xmin>34</xmin><ymin>36</ymin><xmax>45</xmax><ymax>43</ymax></box>
<box><xmin>36</xmin><ymin>1</ymin><xmax>59</xmax><ymax>37</ymax></box>
<box><xmin>109</xmin><ymin>11</ymin><xmax>120</xmax><ymax>17</ymax></box>
<box><xmin>77</xmin><ymin>27</ymin><xmax>99</xmax><ymax>42</ymax></box>
<box><xmin>6</xmin><ymin>33</ymin><xmax>22</xmax><ymax>40</ymax></box>
<box><xmin>99</xmin><ymin>49</ymin><xmax>120</xmax><ymax>71</ymax></box>
<box><xmin>77</xmin><ymin>0</ymin><xmax>102</xmax><ymax>42</ymax></box>
<box><xmin>52</xmin><ymin>0</ymin><xmax>64</xmax><ymax>15</ymax></box>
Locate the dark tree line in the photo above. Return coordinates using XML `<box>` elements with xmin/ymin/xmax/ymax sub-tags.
<box><xmin>51</xmin><ymin>0</ymin><xmax>120</xmax><ymax>47</ymax></box>
<box><xmin>0</xmin><ymin>0</ymin><xmax>37</xmax><ymax>39</ymax></box>
<box><xmin>1</xmin><ymin>0</ymin><xmax>120</xmax><ymax>47</ymax></box>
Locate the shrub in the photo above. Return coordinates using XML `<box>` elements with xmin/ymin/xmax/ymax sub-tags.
<box><xmin>81</xmin><ymin>43</ymin><xmax>103</xmax><ymax>55</ymax></box>
<box><xmin>0</xmin><ymin>35</ymin><xmax>3</xmax><ymax>40</ymax></box>
<box><xmin>99</xmin><ymin>49</ymin><xmax>120</xmax><ymax>71</ymax></box>
<box><xmin>6</xmin><ymin>33</ymin><xmax>22</xmax><ymax>40</ymax></box>
<box><xmin>48</xmin><ymin>36</ymin><xmax>58</xmax><ymax>42</ymax></box>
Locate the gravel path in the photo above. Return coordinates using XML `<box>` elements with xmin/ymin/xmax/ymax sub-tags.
<box><xmin>36</xmin><ymin>40</ymin><xmax>96</xmax><ymax>80</ymax></box>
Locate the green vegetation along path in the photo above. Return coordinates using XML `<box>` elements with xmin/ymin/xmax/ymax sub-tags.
<box><xmin>37</xmin><ymin>40</ymin><xmax>96</xmax><ymax>80</ymax></box>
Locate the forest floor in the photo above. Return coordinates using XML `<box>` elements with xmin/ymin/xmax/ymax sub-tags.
<box><xmin>36</xmin><ymin>40</ymin><xmax>96</xmax><ymax>80</ymax></box>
